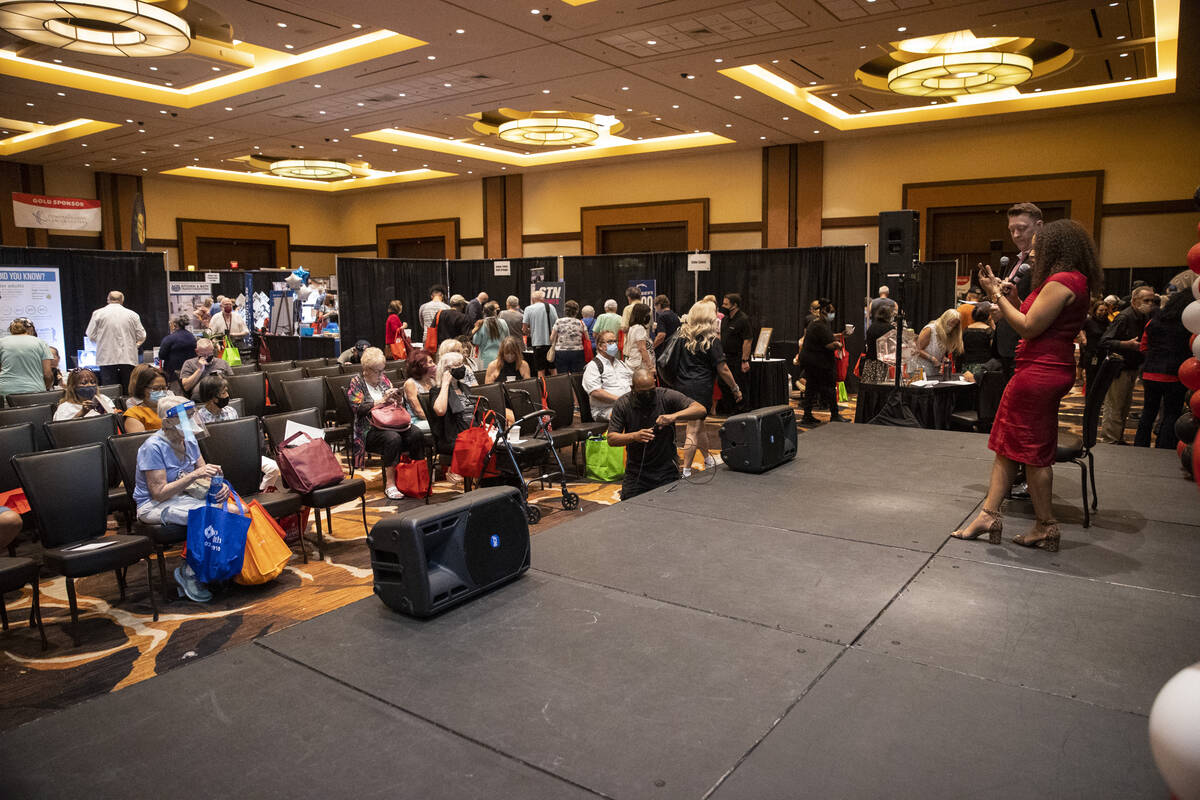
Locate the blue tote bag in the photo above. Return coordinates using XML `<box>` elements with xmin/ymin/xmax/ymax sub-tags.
<box><xmin>186</xmin><ymin>494</ymin><xmax>251</xmax><ymax>584</ymax></box>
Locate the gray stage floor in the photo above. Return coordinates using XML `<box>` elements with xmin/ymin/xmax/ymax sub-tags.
<box><xmin>2</xmin><ymin>425</ymin><xmax>1196</xmax><ymax>798</ymax></box>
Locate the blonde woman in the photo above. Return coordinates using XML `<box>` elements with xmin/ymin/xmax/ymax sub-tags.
<box><xmin>912</xmin><ymin>309</ymin><xmax>964</xmax><ymax>378</ymax></box>
<box><xmin>669</xmin><ymin>301</ymin><xmax>743</xmax><ymax>477</ymax></box>
<box><xmin>436</xmin><ymin>338</ymin><xmax>478</xmax><ymax>386</ymax></box>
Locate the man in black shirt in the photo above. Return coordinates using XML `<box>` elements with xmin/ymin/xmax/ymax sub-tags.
<box><xmin>719</xmin><ymin>293</ymin><xmax>752</xmax><ymax>412</ymax></box>
<box><xmin>652</xmin><ymin>294</ymin><xmax>681</xmax><ymax>358</ymax></box>
<box><xmin>607</xmin><ymin>369</ymin><xmax>706</xmax><ymax>500</ymax></box>
<box><xmin>465</xmin><ymin>292</ymin><xmax>488</xmax><ymax>325</ymax></box>
<box><xmin>434</xmin><ymin>295</ymin><xmax>473</xmax><ymax>345</ymax></box>
<box><xmin>1099</xmin><ymin>285</ymin><xmax>1156</xmax><ymax>444</ymax></box>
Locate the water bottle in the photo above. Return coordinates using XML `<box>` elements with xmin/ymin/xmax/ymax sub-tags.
<box><xmin>207</xmin><ymin>475</ymin><xmax>224</xmax><ymax>503</ymax></box>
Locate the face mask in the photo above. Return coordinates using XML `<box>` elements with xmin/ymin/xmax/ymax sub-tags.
<box><xmin>824</xmin><ymin>313</ymin><xmax>835</xmax><ymax>322</ymax></box>
<box><xmin>721</xmin><ymin>305</ymin><xmax>731</xmax><ymax>314</ymax></box>
<box><xmin>149</xmin><ymin>389</ymin><xmax>168</xmax><ymax>403</ymax></box>
<box><xmin>76</xmin><ymin>385</ymin><xmax>98</xmax><ymax>401</ymax></box>
<box><xmin>450</xmin><ymin>366</ymin><xmax>467</xmax><ymax>380</ymax></box>
<box><xmin>215</xmin><ymin>395</ymin><xmax>230</xmax><ymax>408</ymax></box>
<box><xmin>633</xmin><ymin>389</ymin><xmax>656</xmax><ymax>407</ymax></box>
<box><xmin>605</xmin><ymin>342</ymin><xmax>619</xmax><ymax>357</ymax></box>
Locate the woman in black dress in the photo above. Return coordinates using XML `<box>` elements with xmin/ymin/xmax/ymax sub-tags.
<box><xmin>669</xmin><ymin>301</ymin><xmax>742</xmax><ymax>477</ymax></box>
<box><xmin>799</xmin><ymin>298</ymin><xmax>844</xmax><ymax>425</ymax></box>
<box><xmin>960</xmin><ymin>302</ymin><xmax>995</xmax><ymax>375</ymax></box>
<box><xmin>1080</xmin><ymin>299</ymin><xmax>1110</xmax><ymax>394</ymax></box>
<box><xmin>860</xmin><ymin>304</ymin><xmax>894</xmax><ymax>384</ymax></box>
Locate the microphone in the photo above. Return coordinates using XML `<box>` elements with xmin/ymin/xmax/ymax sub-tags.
<box><xmin>1015</xmin><ymin>263</ymin><xmax>1032</xmax><ymax>279</ymax></box>
<box><xmin>999</xmin><ymin>256</ymin><xmax>1010</xmax><ymax>271</ymax></box>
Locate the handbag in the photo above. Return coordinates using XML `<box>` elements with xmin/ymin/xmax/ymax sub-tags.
<box><xmin>390</xmin><ymin>324</ymin><xmax>412</xmax><ymax>360</ymax></box>
<box><xmin>582</xmin><ymin>330</ymin><xmax>594</xmax><ymax>362</ymax></box>
<box><xmin>585</xmin><ymin>435</ymin><xmax>625</xmax><ymax>482</ymax></box>
<box><xmin>655</xmin><ymin>332</ymin><xmax>684</xmax><ymax>385</ymax></box>
<box><xmin>450</xmin><ymin>407</ymin><xmax>499</xmax><ymax>479</ymax></box>
<box><xmin>544</xmin><ymin>303</ymin><xmax>556</xmax><ymax>362</ymax></box>
<box><xmin>220</xmin><ymin>336</ymin><xmax>242</xmax><ymax>367</ymax></box>
<box><xmin>394</xmin><ymin>456</ymin><xmax>431</xmax><ymax>498</ymax></box>
<box><xmin>275</xmin><ymin>430</ymin><xmax>344</xmax><ymax>493</ymax></box>
<box><xmin>186</xmin><ymin>493</ymin><xmax>251</xmax><ymax>584</ymax></box>
<box><xmin>423</xmin><ymin>310</ymin><xmax>443</xmax><ymax>354</ymax></box>
<box><xmin>234</xmin><ymin>497</ymin><xmax>293</xmax><ymax>585</ymax></box>
<box><xmin>370</xmin><ymin>400</ymin><xmax>412</xmax><ymax>431</ymax></box>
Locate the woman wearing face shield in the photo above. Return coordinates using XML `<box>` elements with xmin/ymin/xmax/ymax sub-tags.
<box><xmin>798</xmin><ymin>298</ymin><xmax>845</xmax><ymax>425</ymax></box>
<box><xmin>54</xmin><ymin>368</ymin><xmax>119</xmax><ymax>420</ymax></box>
<box><xmin>133</xmin><ymin>395</ymin><xmax>225</xmax><ymax>602</ymax></box>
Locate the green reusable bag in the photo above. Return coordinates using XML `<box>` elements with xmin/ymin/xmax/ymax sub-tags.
<box><xmin>220</xmin><ymin>337</ymin><xmax>242</xmax><ymax>367</ymax></box>
<box><xmin>585</xmin><ymin>435</ymin><xmax>625</xmax><ymax>482</ymax></box>
<box><xmin>837</xmin><ymin>381</ymin><xmax>848</xmax><ymax>403</ymax></box>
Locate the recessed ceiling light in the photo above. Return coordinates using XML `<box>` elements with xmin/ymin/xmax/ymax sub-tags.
<box><xmin>541</xmin><ymin>89</ymin><xmax>550</xmax><ymax>93</ymax></box>
<box><xmin>646</xmin><ymin>40</ymin><xmax>656</xmax><ymax>45</ymax></box>
<box><xmin>897</xmin><ymin>26</ymin><xmax>907</xmax><ymax>32</ymax></box>
<box><xmin>140</xmin><ymin>150</ymin><xmax>146</xmax><ymax>154</ymax></box>
<box><xmin>298</xmin><ymin>145</ymin><xmax>304</xmax><ymax>148</ymax></box>
<box><xmin>655</xmin><ymin>116</ymin><xmax>661</xmax><ymax>121</ymax></box>
<box><xmin>277</xmin><ymin>22</ymin><xmax>287</xmax><ymax>27</ymax></box>
<box><xmin>173</xmin><ymin>143</ymin><xmax>179</xmax><ymax>147</ymax></box>
<box><xmin>686</xmin><ymin>74</ymin><xmax>695</xmax><ymax>79</ymax></box>
<box><xmin>626</xmin><ymin>107</ymin><xmax>632</xmax><ymax>111</ymax></box>
<box><xmin>25</xmin><ymin>102</ymin><xmax>33</xmax><ymax>106</ymax></box>
<box><xmin>352</xmin><ymin>23</ymin><xmax>361</xmax><ymax>28</ymax></box>
<box><xmin>344</xmin><ymin>128</ymin><xmax>351</xmax><ymax>131</ymax></box>
<box><xmin>164</xmin><ymin>82</ymin><xmax>173</xmax><ymax>86</ymax></box>
<box><xmin>53</xmin><ymin>58</ymin><xmax>61</xmax><ymax>63</ymax></box>
<box><xmin>672</xmin><ymin>104</ymin><xmax>679</xmax><ymax>108</ymax></box>
<box><xmin>1034</xmin><ymin>88</ymin><xmax>1042</xmax><ymax>92</ymax></box>
<box><xmin>423</xmin><ymin>164</ymin><xmax>428</xmax><ymax>167</ymax></box>
<box><xmin>831</xmin><ymin>93</ymin><xmax>838</xmax><ymax>97</ymax></box>
<box><xmin>193</xmin><ymin>157</ymin><xmax>199</xmax><ymax>161</ymax></box>
<box><xmin>1119</xmin><ymin>52</ymin><xmax>1129</xmax><ymax>57</ymax></box>
<box><xmin>812</xmin><ymin>130</ymin><xmax>819</xmax><ymax>134</ymax></box>
<box><xmin>110</xmin><ymin>157</ymin><xmax>116</xmax><ymax>160</ymax></box>
<box><xmin>207</xmin><ymin>135</ymin><xmax>214</xmax><ymax>139</ymax></box>
<box><xmin>621</xmin><ymin>86</ymin><xmax>629</xmax><ymax>91</ymax></box>
<box><xmin>319</xmin><ymin>110</ymin><xmax>326</xmax><ymax>114</ymax></box>
<box><xmin>391</xmin><ymin>147</ymin><xmax>396</xmax><ymax>151</ymax></box>
<box><xmin>80</xmin><ymin>143</ymin><xmax>87</xmax><ymax>147</ymax></box>
<box><xmin>860</xmin><ymin>45</ymin><xmax>867</xmax><ymax>49</ymax></box>
<box><xmin>782</xmin><ymin>116</ymin><xmax>789</xmax><ymax>120</ymax></box>
<box><xmin>1116</xmin><ymin>34</ymin><xmax>1126</xmax><ymax>40</ymax></box>
<box><xmin>930</xmin><ymin>100</ymin><xmax>937</xmax><ymax>104</ymax></box>
<box><xmin>456</xmin><ymin>159</ymin><xmax>462</xmax><ymax>162</ymax></box>
<box><xmin>149</xmin><ymin>66</ymin><xmax>157</xmax><ymax>70</ymax></box>
<box><xmin>285</xmin><ymin>44</ymin><xmax>294</xmax><ymax>49</ymax></box>
<box><xmin>1109</xmin><ymin>1</ymin><xmax>1119</xmax><ymax>5</ymax></box>
<box><xmin>253</xmin><ymin>145</ymin><xmax>260</xmax><ymax>149</ymax></box>
<box><xmin>56</xmin><ymin>91</ymin><xmax>65</xmax><ymax>96</ymax></box>
<box><xmin>501</xmin><ymin>166</ymin><xmax>506</xmax><ymax>170</ymax></box>
<box><xmin>455</xmin><ymin>28</ymin><xmax>465</xmax><ymax>34</ymax></box>
<box><xmin>225</xmin><ymin>107</ymin><xmax>233</xmax><ymax>111</ymax></box>
<box><xmin>398</xmin><ymin>93</ymin><xmax>406</xmax><ymax>97</ymax></box>
<box><xmin>733</xmin><ymin>95</ymin><xmax>741</xmax><ymax>99</ymax></box>
<box><xmin>714</xmin><ymin>58</ymin><xmax>723</xmax><ymax>63</ymax></box>
<box><xmin>313</xmin><ymin>83</ymin><xmax>322</xmax><ymax>88</ymax></box>
<box><xmin>531</xmin><ymin>9</ymin><xmax>540</xmax><ymax>13</ymax></box>
<box><xmin>426</xmin><ymin>55</ymin><xmax>436</xmax><ymax>60</ymax></box>
<box><xmin>159</xmin><ymin>109</ymin><xmax>167</xmax><ymax>113</ymax></box>
<box><xmin>725</xmin><ymin>123</ymin><xmax>732</xmax><ymax>127</ymax></box>
<box><xmin>83</xmin><ymin>162</ymin><xmax>90</xmax><ymax>166</ymax></box>
<box><xmin>808</xmin><ymin>81</ymin><xmax>817</xmax><ymax>85</ymax></box>
<box><xmin>211</xmin><ymin>66</ymin><xmax>220</xmax><ymax>71</ymax></box>
<box><xmin>142</xmin><ymin>168</ymin><xmax>147</xmax><ymax>172</ymax></box>
<box><xmin>467</xmin><ymin>170</ymin><xmax>473</xmax><ymax>174</ymax></box>
<box><xmin>126</xmin><ymin>119</ymin><xmax>133</xmax><ymax>123</ymax></box>
<box><xmin>859</xmin><ymin>109</ymin><xmax>867</xmax><ymax>113</ymax></box>
<box><xmin>357</xmin><ymin>101</ymin><xmax>366</xmax><ymax>105</ymax></box>
<box><xmin>356</xmin><ymin>154</ymin><xmax>362</xmax><ymax>157</ymax></box>
<box><xmin>1124</xmin><ymin>76</ymin><xmax>1132</xmax><ymax>80</ymax></box>
<box><xmin>759</xmin><ymin>136</ymin><xmax>766</xmax><ymax>140</ymax></box>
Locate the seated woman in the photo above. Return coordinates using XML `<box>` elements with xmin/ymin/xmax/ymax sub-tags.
<box><xmin>194</xmin><ymin>374</ymin><xmax>236</xmax><ymax>424</ymax></box>
<box><xmin>960</xmin><ymin>302</ymin><xmax>995</xmax><ymax>375</ymax></box>
<box><xmin>348</xmin><ymin>347</ymin><xmax>424</xmax><ymax>500</ymax></box>
<box><xmin>402</xmin><ymin>350</ymin><xmax>437</xmax><ymax>434</ymax></box>
<box><xmin>432</xmin><ymin>351</ymin><xmax>477</xmax><ymax>482</ymax></box>
<box><xmin>132</xmin><ymin>395</ymin><xmax>227</xmax><ymax>603</ymax></box>
<box><xmin>123</xmin><ymin>367</ymin><xmax>169</xmax><ymax>433</ymax></box>
<box><xmin>484</xmin><ymin>335</ymin><xmax>531</xmax><ymax>384</ymax></box>
<box><xmin>0</xmin><ymin>506</ymin><xmax>19</xmax><ymax>554</ymax></box>
<box><xmin>54</xmin><ymin>368</ymin><xmax>119</xmax><ymax>420</ymax></box>
<box><xmin>436</xmin><ymin>338</ymin><xmax>478</xmax><ymax>385</ymax></box>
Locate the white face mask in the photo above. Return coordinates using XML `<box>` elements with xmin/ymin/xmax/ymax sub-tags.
<box><xmin>824</xmin><ymin>312</ymin><xmax>835</xmax><ymax>322</ymax></box>
<box><xmin>605</xmin><ymin>342</ymin><xmax>619</xmax><ymax>357</ymax></box>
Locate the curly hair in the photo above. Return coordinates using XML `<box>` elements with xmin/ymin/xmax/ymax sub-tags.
<box><xmin>1030</xmin><ymin>219</ymin><xmax>1102</xmax><ymax>296</ymax></box>
<box><xmin>678</xmin><ymin>301</ymin><xmax>719</xmax><ymax>354</ymax></box>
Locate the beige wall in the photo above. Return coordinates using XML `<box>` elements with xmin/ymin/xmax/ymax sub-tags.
<box><xmin>143</xmin><ymin>175</ymin><xmax>331</xmax><ymax>244</ymax></box>
<box><xmin>335</xmin><ymin>180</ymin><xmax>483</xmax><ymax>245</ymax></box>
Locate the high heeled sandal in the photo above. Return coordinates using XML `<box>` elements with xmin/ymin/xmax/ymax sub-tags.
<box><xmin>1013</xmin><ymin>520</ymin><xmax>1060</xmax><ymax>552</ymax></box>
<box><xmin>951</xmin><ymin>506</ymin><xmax>1003</xmax><ymax>544</ymax></box>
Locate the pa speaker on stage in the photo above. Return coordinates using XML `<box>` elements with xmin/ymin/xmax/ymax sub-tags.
<box><xmin>879</xmin><ymin>210</ymin><xmax>920</xmax><ymax>275</ymax></box>
<box><xmin>368</xmin><ymin>486</ymin><xmax>530</xmax><ymax>618</ymax></box>
<box><xmin>719</xmin><ymin>405</ymin><xmax>797</xmax><ymax>474</ymax></box>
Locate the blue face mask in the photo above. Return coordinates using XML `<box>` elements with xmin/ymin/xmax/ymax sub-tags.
<box><xmin>75</xmin><ymin>385</ymin><xmax>98</xmax><ymax>401</ymax></box>
<box><xmin>605</xmin><ymin>342</ymin><xmax>619</xmax><ymax>357</ymax></box>
<box><xmin>149</xmin><ymin>389</ymin><xmax>168</xmax><ymax>404</ymax></box>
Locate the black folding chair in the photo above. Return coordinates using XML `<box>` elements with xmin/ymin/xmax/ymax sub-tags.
<box><xmin>265</xmin><ymin>368</ymin><xmax>306</xmax><ymax>408</ymax></box>
<box><xmin>44</xmin><ymin>414</ymin><xmax>132</xmax><ymax>531</ymax></box>
<box><xmin>305</xmin><ymin>364</ymin><xmax>342</xmax><ymax>379</ymax></box>
<box><xmin>0</xmin><ymin>422</ymin><xmax>37</xmax><ymax>551</ymax></box>
<box><xmin>0</xmin><ymin>557</ymin><xmax>47</xmax><ymax>649</ymax></box>
<box><xmin>260</xmin><ymin>360</ymin><xmax>297</xmax><ymax>374</ymax></box>
<box><xmin>0</xmin><ymin>406</ymin><xmax>53</xmax><ymax>450</ymax></box>
<box><xmin>225</xmin><ymin>373</ymin><xmax>268</xmax><ymax>418</ymax></box>
<box><xmin>6</xmin><ymin>389</ymin><xmax>63</xmax><ymax>408</ymax></box>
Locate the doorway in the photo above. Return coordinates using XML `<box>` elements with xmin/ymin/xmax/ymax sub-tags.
<box><xmin>927</xmin><ymin>202</ymin><xmax>1069</xmax><ymax>278</ymax></box>
<box><xmin>598</xmin><ymin>223</ymin><xmax>689</xmax><ymax>254</ymax></box>
<box><xmin>196</xmin><ymin>237</ymin><xmax>277</xmax><ymax>270</ymax></box>
<box><xmin>387</xmin><ymin>237</ymin><xmax>447</xmax><ymax>259</ymax></box>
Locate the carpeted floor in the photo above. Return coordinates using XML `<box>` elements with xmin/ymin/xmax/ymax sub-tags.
<box><xmin>0</xmin><ymin>378</ymin><xmax>1151</xmax><ymax>730</ymax></box>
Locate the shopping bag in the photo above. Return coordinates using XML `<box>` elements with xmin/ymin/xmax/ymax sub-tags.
<box><xmin>451</xmin><ymin>408</ymin><xmax>499</xmax><ymax>479</ymax></box>
<box><xmin>837</xmin><ymin>381</ymin><xmax>848</xmax><ymax>403</ymax></box>
<box><xmin>220</xmin><ymin>336</ymin><xmax>242</xmax><ymax>367</ymax></box>
<box><xmin>275</xmin><ymin>430</ymin><xmax>344</xmax><ymax>492</ymax></box>
<box><xmin>390</xmin><ymin>325</ymin><xmax>413</xmax><ymax>360</ymax></box>
<box><xmin>235</xmin><ymin>499</ymin><xmax>293</xmax><ymax>585</ymax></box>
<box><xmin>582</xmin><ymin>334</ymin><xmax>593</xmax><ymax>362</ymax></box>
<box><xmin>585</xmin><ymin>435</ymin><xmax>624</xmax><ymax>482</ymax></box>
<box><xmin>423</xmin><ymin>311</ymin><xmax>443</xmax><ymax>354</ymax></box>
<box><xmin>394</xmin><ymin>456</ymin><xmax>431</xmax><ymax>498</ymax></box>
<box><xmin>0</xmin><ymin>488</ymin><xmax>30</xmax><ymax>515</ymax></box>
<box><xmin>186</xmin><ymin>493</ymin><xmax>251</xmax><ymax>584</ymax></box>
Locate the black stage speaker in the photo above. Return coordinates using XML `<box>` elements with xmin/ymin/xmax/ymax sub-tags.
<box><xmin>879</xmin><ymin>210</ymin><xmax>920</xmax><ymax>275</ymax></box>
<box><xmin>368</xmin><ymin>486</ymin><xmax>530</xmax><ymax>617</ymax></box>
<box><xmin>719</xmin><ymin>405</ymin><xmax>797</xmax><ymax>473</ymax></box>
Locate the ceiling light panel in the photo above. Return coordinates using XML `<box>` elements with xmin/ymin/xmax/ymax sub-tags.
<box><xmin>598</xmin><ymin>3</ymin><xmax>806</xmax><ymax>57</ymax></box>
<box><xmin>266</xmin><ymin>70</ymin><xmax>510</xmax><ymax>122</ymax></box>
<box><xmin>816</xmin><ymin>0</ymin><xmax>931</xmax><ymax>22</ymax></box>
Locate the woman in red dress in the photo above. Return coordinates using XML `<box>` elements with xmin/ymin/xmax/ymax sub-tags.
<box><xmin>952</xmin><ymin>219</ymin><xmax>1101</xmax><ymax>551</ymax></box>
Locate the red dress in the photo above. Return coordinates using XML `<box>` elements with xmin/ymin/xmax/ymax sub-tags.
<box><xmin>988</xmin><ymin>270</ymin><xmax>1090</xmax><ymax>467</ymax></box>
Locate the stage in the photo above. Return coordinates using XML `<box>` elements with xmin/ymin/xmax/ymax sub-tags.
<box><xmin>2</xmin><ymin>424</ymin><xmax>1196</xmax><ymax>798</ymax></box>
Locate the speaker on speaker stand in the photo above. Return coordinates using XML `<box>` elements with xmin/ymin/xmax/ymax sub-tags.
<box><xmin>869</xmin><ymin>210</ymin><xmax>922</xmax><ymax>427</ymax></box>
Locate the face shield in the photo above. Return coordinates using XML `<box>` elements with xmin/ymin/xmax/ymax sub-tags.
<box><xmin>161</xmin><ymin>400</ymin><xmax>209</xmax><ymax>446</ymax></box>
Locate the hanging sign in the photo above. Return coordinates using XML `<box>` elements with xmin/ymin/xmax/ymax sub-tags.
<box><xmin>167</xmin><ymin>281</ymin><xmax>211</xmax><ymax>322</ymax></box>
<box><xmin>0</xmin><ymin>266</ymin><xmax>65</xmax><ymax>358</ymax></box>
<box><xmin>535</xmin><ymin>280</ymin><xmax>565</xmax><ymax>310</ymax></box>
<box><xmin>688</xmin><ymin>253</ymin><xmax>711</xmax><ymax>272</ymax></box>
<box><xmin>493</xmin><ymin>260</ymin><xmax>511</xmax><ymax>277</ymax></box>
<box><xmin>11</xmin><ymin>193</ymin><xmax>101</xmax><ymax>231</ymax></box>
<box><xmin>629</xmin><ymin>278</ymin><xmax>656</xmax><ymax>305</ymax></box>
<box><xmin>205</xmin><ymin>272</ymin><xmax>220</xmax><ymax>283</ymax></box>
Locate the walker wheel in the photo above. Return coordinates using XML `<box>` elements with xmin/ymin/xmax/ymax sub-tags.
<box><xmin>525</xmin><ymin>504</ymin><xmax>542</xmax><ymax>524</ymax></box>
<box><xmin>561</xmin><ymin>492</ymin><xmax>580</xmax><ymax>510</ymax></box>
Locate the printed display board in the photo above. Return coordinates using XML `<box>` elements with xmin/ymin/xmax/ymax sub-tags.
<box><xmin>0</xmin><ymin>265</ymin><xmax>65</xmax><ymax>357</ymax></box>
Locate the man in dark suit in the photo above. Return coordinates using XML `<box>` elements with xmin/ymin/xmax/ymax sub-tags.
<box><xmin>990</xmin><ymin>202</ymin><xmax>1042</xmax><ymax>378</ymax></box>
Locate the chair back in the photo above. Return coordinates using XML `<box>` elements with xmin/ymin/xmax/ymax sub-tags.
<box><xmin>417</xmin><ymin>393</ymin><xmax>450</xmax><ymax>453</ymax></box>
<box><xmin>7</xmin><ymin>389</ymin><xmax>63</xmax><ymax>408</ymax></box>
<box><xmin>225</xmin><ymin>373</ymin><xmax>267</xmax><ymax>418</ymax></box>
<box><xmin>324</xmin><ymin>374</ymin><xmax>355</xmax><ymax>426</ymax></box>
<box><xmin>44</xmin><ymin>414</ymin><xmax>123</xmax><ymax>487</ymax></box>
<box><xmin>1083</xmin><ymin>355</ymin><xmax>1124</xmax><ymax>450</ymax></box>
<box><xmin>200</xmin><ymin>417</ymin><xmax>263</xmax><ymax>497</ymax></box>
<box><xmin>569</xmin><ymin>373</ymin><xmax>595</xmax><ymax>422</ymax></box>
<box><xmin>228</xmin><ymin>396</ymin><xmax>246</xmax><ymax>416</ymax></box>
<box><xmin>280</xmin><ymin>377</ymin><xmax>328</xmax><ymax>415</ymax></box>
<box><xmin>261</xmin><ymin>408</ymin><xmax>323</xmax><ymax>454</ymax></box>
<box><xmin>305</xmin><ymin>364</ymin><xmax>342</xmax><ymax>379</ymax></box>
<box><xmin>259</xmin><ymin>360</ymin><xmax>297</xmax><ymax>374</ymax></box>
<box><xmin>384</xmin><ymin>365</ymin><xmax>405</xmax><ymax>385</ymax></box>
<box><xmin>107</xmin><ymin>431</ymin><xmax>152</xmax><ymax>506</ymax></box>
<box><xmin>13</xmin><ymin>443</ymin><xmax>109</xmax><ymax>546</ymax></box>
<box><xmin>342</xmin><ymin>362</ymin><xmax>364</xmax><ymax>375</ymax></box>
<box><xmin>295</xmin><ymin>358</ymin><xmax>328</xmax><ymax>371</ymax></box>
<box><xmin>98</xmin><ymin>384</ymin><xmax>122</xmax><ymax>403</ymax></box>
<box><xmin>473</xmin><ymin>369</ymin><xmax>487</xmax><ymax>386</ymax></box>
<box><xmin>266</xmin><ymin>368</ymin><xmax>306</xmax><ymax>407</ymax></box>
<box><xmin>501</xmin><ymin>377</ymin><xmax>543</xmax><ymax>434</ymax></box>
<box><xmin>543</xmin><ymin>374</ymin><xmax>578</xmax><ymax>427</ymax></box>
<box><xmin>0</xmin><ymin>405</ymin><xmax>53</xmax><ymax>450</ymax></box>
<box><xmin>231</xmin><ymin>364</ymin><xmax>261</xmax><ymax>376</ymax></box>
<box><xmin>0</xmin><ymin>423</ymin><xmax>35</xmax><ymax>491</ymax></box>
<box><xmin>976</xmin><ymin>369</ymin><xmax>1007</xmax><ymax>427</ymax></box>
<box><xmin>468</xmin><ymin>383</ymin><xmax>506</xmax><ymax>420</ymax></box>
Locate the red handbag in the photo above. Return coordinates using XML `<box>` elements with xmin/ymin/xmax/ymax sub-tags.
<box><xmin>390</xmin><ymin>325</ymin><xmax>413</xmax><ymax>360</ymax></box>
<box><xmin>275</xmin><ymin>431</ymin><xmax>344</xmax><ymax>493</ymax></box>
<box><xmin>394</xmin><ymin>456</ymin><xmax>431</xmax><ymax>497</ymax></box>
<box><xmin>370</xmin><ymin>401</ymin><xmax>411</xmax><ymax>431</ymax></box>
<box><xmin>423</xmin><ymin>310</ymin><xmax>442</xmax><ymax>355</ymax></box>
<box><xmin>450</xmin><ymin>407</ymin><xmax>499</xmax><ymax>479</ymax></box>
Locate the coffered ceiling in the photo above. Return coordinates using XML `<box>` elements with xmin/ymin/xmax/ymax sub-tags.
<box><xmin>0</xmin><ymin>0</ymin><xmax>1192</xmax><ymax>192</ymax></box>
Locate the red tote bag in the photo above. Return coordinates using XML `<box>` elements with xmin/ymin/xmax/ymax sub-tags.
<box><xmin>394</xmin><ymin>456</ymin><xmax>431</xmax><ymax>498</ymax></box>
<box><xmin>450</xmin><ymin>407</ymin><xmax>499</xmax><ymax>479</ymax></box>
<box><xmin>275</xmin><ymin>431</ymin><xmax>344</xmax><ymax>493</ymax></box>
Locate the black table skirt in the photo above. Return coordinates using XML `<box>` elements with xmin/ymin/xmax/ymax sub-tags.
<box><xmin>256</xmin><ymin>334</ymin><xmax>340</xmax><ymax>362</ymax></box>
<box><xmin>854</xmin><ymin>381</ymin><xmax>978</xmax><ymax>429</ymax></box>
<box><xmin>744</xmin><ymin>358</ymin><xmax>790</xmax><ymax>411</ymax></box>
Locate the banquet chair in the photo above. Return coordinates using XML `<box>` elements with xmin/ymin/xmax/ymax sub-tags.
<box><xmin>6</xmin><ymin>389</ymin><xmax>64</xmax><ymax>408</ymax></box>
<box><xmin>949</xmin><ymin>369</ymin><xmax>1007</xmax><ymax>434</ymax></box>
<box><xmin>0</xmin><ymin>422</ymin><xmax>38</xmax><ymax>551</ymax></box>
<box><xmin>280</xmin><ymin>377</ymin><xmax>351</xmax><ymax>456</ymax></box>
<box><xmin>295</xmin><ymin>358</ymin><xmax>328</xmax><ymax>371</ymax></box>
<box><xmin>1055</xmin><ymin>354</ymin><xmax>1123</xmax><ymax>529</ymax></box>
<box><xmin>259</xmin><ymin>360</ymin><xmax>297</xmax><ymax>374</ymax></box>
<box><xmin>305</xmin><ymin>364</ymin><xmax>342</xmax><ymax>379</ymax></box>
<box><xmin>230</xmin><ymin>364</ymin><xmax>261</xmax><ymax>376</ymax></box>
<box><xmin>0</xmin><ymin>405</ymin><xmax>53</xmax><ymax>450</ymax></box>
<box><xmin>225</xmin><ymin>373</ymin><xmax>268</xmax><ymax>418</ymax></box>
<box><xmin>14</xmin><ymin>443</ymin><xmax>157</xmax><ymax>646</ymax></box>
<box><xmin>0</xmin><ymin>557</ymin><xmax>47</xmax><ymax>650</ymax></box>
<box><xmin>44</xmin><ymin>414</ymin><xmax>132</xmax><ymax>531</ymax></box>
<box><xmin>265</xmin><ymin>368</ymin><xmax>306</xmax><ymax>408</ymax></box>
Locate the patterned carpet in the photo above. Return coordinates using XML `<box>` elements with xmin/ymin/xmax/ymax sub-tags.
<box><xmin>0</xmin><ymin>378</ymin><xmax>1136</xmax><ymax>730</ymax></box>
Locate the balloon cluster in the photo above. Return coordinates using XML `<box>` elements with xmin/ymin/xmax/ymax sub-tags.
<box><xmin>284</xmin><ymin>268</ymin><xmax>314</xmax><ymax>302</ymax></box>
<box><xmin>1180</xmin><ymin>222</ymin><xmax>1200</xmax><ymax>485</ymax></box>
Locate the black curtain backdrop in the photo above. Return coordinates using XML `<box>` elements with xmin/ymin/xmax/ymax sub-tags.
<box><xmin>0</xmin><ymin>246</ymin><xmax>167</xmax><ymax>365</ymax></box>
<box><xmin>561</xmin><ymin>252</ymin><xmax>688</xmax><ymax>319</ymax></box>
<box><xmin>448</xmin><ymin>257</ymin><xmax>558</xmax><ymax>311</ymax></box>
<box><xmin>336</xmin><ymin>257</ymin><xmax>449</xmax><ymax>348</ymax></box>
<box><xmin>868</xmin><ymin>260</ymin><xmax>958</xmax><ymax>332</ymax></box>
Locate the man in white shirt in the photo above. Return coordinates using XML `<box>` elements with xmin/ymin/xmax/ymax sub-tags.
<box><xmin>522</xmin><ymin>289</ymin><xmax>558</xmax><ymax>378</ymax></box>
<box><xmin>418</xmin><ymin>284</ymin><xmax>450</xmax><ymax>345</ymax></box>
<box><xmin>86</xmin><ymin>291</ymin><xmax>146</xmax><ymax>389</ymax></box>
<box><xmin>581</xmin><ymin>329</ymin><xmax>633</xmax><ymax>420</ymax></box>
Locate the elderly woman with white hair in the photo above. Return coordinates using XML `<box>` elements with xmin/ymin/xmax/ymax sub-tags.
<box><xmin>436</xmin><ymin>338</ymin><xmax>478</xmax><ymax>385</ymax></box>
<box><xmin>347</xmin><ymin>347</ymin><xmax>424</xmax><ymax>500</ymax></box>
<box><xmin>133</xmin><ymin>394</ymin><xmax>226</xmax><ymax>602</ymax></box>
<box><xmin>592</xmin><ymin>298</ymin><xmax>623</xmax><ymax>338</ymax></box>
